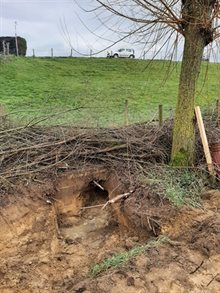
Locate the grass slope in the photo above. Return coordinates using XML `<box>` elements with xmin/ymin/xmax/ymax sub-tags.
<box><xmin>0</xmin><ymin>56</ymin><xmax>219</xmax><ymax>126</ymax></box>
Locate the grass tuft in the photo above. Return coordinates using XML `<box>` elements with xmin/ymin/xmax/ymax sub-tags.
<box><xmin>89</xmin><ymin>236</ymin><xmax>168</xmax><ymax>276</ymax></box>
<box><xmin>143</xmin><ymin>167</ymin><xmax>206</xmax><ymax>207</ymax></box>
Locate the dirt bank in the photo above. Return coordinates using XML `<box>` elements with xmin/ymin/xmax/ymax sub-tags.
<box><xmin>0</xmin><ymin>168</ymin><xmax>220</xmax><ymax>293</ymax></box>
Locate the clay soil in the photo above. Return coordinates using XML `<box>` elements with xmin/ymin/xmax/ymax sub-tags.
<box><xmin>0</xmin><ymin>167</ymin><xmax>220</xmax><ymax>293</ymax></box>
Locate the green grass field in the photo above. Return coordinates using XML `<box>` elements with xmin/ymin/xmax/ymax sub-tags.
<box><xmin>0</xmin><ymin>56</ymin><xmax>219</xmax><ymax>126</ymax></box>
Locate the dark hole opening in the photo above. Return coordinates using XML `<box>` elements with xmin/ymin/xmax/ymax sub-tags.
<box><xmin>84</xmin><ymin>180</ymin><xmax>109</xmax><ymax>207</ymax></box>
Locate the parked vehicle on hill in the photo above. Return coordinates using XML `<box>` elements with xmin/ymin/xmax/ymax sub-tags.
<box><xmin>107</xmin><ymin>48</ymin><xmax>135</xmax><ymax>59</ymax></box>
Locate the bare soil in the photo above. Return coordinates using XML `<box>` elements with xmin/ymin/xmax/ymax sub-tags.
<box><xmin>0</xmin><ymin>167</ymin><xmax>220</xmax><ymax>293</ymax></box>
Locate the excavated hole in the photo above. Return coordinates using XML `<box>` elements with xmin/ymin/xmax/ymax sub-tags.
<box><xmin>57</xmin><ymin>180</ymin><xmax>117</xmax><ymax>244</ymax></box>
<box><xmin>83</xmin><ymin>180</ymin><xmax>109</xmax><ymax>207</ymax></box>
<box><xmin>54</xmin><ymin>170</ymin><xmax>127</xmax><ymax>256</ymax></box>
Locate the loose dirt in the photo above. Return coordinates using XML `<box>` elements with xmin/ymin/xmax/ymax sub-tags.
<box><xmin>0</xmin><ymin>167</ymin><xmax>220</xmax><ymax>293</ymax></box>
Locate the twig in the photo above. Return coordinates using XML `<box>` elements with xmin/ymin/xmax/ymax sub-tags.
<box><xmin>102</xmin><ymin>190</ymin><xmax>134</xmax><ymax>209</ymax></box>
<box><xmin>0</xmin><ymin>134</ymin><xmax>83</xmax><ymax>156</ymax></box>
<box><xmin>80</xmin><ymin>204</ymin><xmax>105</xmax><ymax>210</ymax></box>
<box><xmin>206</xmin><ymin>273</ymin><xmax>219</xmax><ymax>287</ymax></box>
<box><xmin>189</xmin><ymin>260</ymin><xmax>204</xmax><ymax>274</ymax></box>
<box><xmin>22</xmin><ymin>106</ymin><xmax>85</xmax><ymax>127</ymax></box>
<box><xmin>147</xmin><ymin>217</ymin><xmax>160</xmax><ymax>235</ymax></box>
<box><xmin>93</xmin><ymin>180</ymin><xmax>105</xmax><ymax>190</ymax></box>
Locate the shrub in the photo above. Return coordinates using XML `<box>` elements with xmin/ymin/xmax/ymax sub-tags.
<box><xmin>0</xmin><ymin>36</ymin><xmax>27</xmax><ymax>56</ymax></box>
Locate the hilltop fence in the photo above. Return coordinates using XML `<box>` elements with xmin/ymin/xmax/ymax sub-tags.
<box><xmin>30</xmin><ymin>48</ymin><xmax>97</xmax><ymax>58</ymax></box>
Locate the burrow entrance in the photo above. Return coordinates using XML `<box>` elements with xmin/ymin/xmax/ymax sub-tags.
<box><xmin>57</xmin><ymin>179</ymin><xmax>115</xmax><ymax>243</ymax></box>
<box><xmin>55</xmin><ymin>167</ymin><xmax>130</xmax><ymax>229</ymax></box>
<box><xmin>55</xmin><ymin>169</ymin><xmax>130</xmax><ymax>240</ymax></box>
<box><xmin>52</xmin><ymin>167</ymin><xmax>132</xmax><ymax>276</ymax></box>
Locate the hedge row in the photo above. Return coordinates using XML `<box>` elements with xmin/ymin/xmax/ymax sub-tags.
<box><xmin>0</xmin><ymin>36</ymin><xmax>27</xmax><ymax>56</ymax></box>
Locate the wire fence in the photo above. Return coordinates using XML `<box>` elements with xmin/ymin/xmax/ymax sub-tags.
<box><xmin>27</xmin><ymin>48</ymin><xmax>159</xmax><ymax>59</ymax></box>
<box><xmin>1</xmin><ymin>99</ymin><xmax>218</xmax><ymax>129</ymax></box>
<box><xmin>0</xmin><ymin>102</ymin><xmax>176</xmax><ymax>128</ymax></box>
<box><xmin>29</xmin><ymin>48</ymin><xmax>103</xmax><ymax>58</ymax></box>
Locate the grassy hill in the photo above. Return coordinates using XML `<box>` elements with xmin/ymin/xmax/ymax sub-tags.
<box><xmin>0</xmin><ymin>56</ymin><xmax>219</xmax><ymax>126</ymax></box>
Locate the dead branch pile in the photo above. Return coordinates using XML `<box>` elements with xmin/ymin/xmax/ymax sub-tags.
<box><xmin>0</xmin><ymin>121</ymin><xmax>173</xmax><ymax>184</ymax></box>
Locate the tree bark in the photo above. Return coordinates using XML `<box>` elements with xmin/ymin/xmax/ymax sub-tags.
<box><xmin>171</xmin><ymin>1</ymin><xmax>213</xmax><ymax>166</ymax></box>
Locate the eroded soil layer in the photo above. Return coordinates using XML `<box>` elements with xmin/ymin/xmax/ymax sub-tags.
<box><xmin>0</xmin><ymin>168</ymin><xmax>220</xmax><ymax>293</ymax></box>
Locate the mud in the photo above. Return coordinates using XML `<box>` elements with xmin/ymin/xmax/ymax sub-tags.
<box><xmin>0</xmin><ymin>168</ymin><xmax>220</xmax><ymax>293</ymax></box>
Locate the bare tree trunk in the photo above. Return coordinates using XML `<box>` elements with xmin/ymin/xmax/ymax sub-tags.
<box><xmin>171</xmin><ymin>1</ymin><xmax>212</xmax><ymax>166</ymax></box>
<box><xmin>171</xmin><ymin>28</ymin><xmax>205</xmax><ymax>165</ymax></box>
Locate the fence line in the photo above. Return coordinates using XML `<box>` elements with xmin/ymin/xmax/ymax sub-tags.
<box><xmin>29</xmin><ymin>48</ymin><xmax>96</xmax><ymax>58</ymax></box>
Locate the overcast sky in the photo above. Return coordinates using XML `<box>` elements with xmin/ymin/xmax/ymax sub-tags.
<box><xmin>0</xmin><ymin>0</ymin><xmax>170</xmax><ymax>58</ymax></box>
<box><xmin>0</xmin><ymin>0</ymin><xmax>97</xmax><ymax>56</ymax></box>
<box><xmin>0</xmin><ymin>0</ymin><xmax>214</xmax><ymax>60</ymax></box>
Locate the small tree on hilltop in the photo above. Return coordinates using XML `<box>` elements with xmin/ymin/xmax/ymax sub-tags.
<box><xmin>92</xmin><ymin>0</ymin><xmax>220</xmax><ymax>166</ymax></box>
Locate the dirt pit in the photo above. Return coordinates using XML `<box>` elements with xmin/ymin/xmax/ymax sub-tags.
<box><xmin>0</xmin><ymin>167</ymin><xmax>220</xmax><ymax>293</ymax></box>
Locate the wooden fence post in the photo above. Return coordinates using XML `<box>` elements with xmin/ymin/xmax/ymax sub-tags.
<box><xmin>2</xmin><ymin>40</ymin><xmax>6</xmax><ymax>56</ymax></box>
<box><xmin>0</xmin><ymin>104</ymin><xmax>6</xmax><ymax>125</ymax></box>
<box><xmin>216</xmin><ymin>99</ymin><xmax>220</xmax><ymax>127</ymax></box>
<box><xmin>124</xmin><ymin>100</ymin><xmax>129</xmax><ymax>126</ymax></box>
<box><xmin>159</xmin><ymin>104</ymin><xmax>163</xmax><ymax>127</ymax></box>
<box><xmin>51</xmin><ymin>48</ymin><xmax>53</xmax><ymax>58</ymax></box>
<box><xmin>195</xmin><ymin>106</ymin><xmax>215</xmax><ymax>178</ymax></box>
<box><xmin>6</xmin><ymin>42</ymin><xmax>10</xmax><ymax>55</ymax></box>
